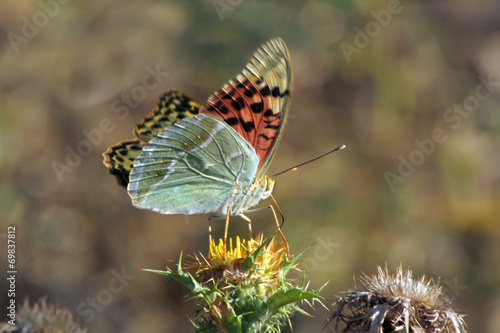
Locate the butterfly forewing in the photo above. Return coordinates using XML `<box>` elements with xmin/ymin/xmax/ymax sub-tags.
<box><xmin>127</xmin><ymin>114</ymin><xmax>259</xmax><ymax>215</ymax></box>
<box><xmin>201</xmin><ymin>38</ymin><xmax>293</xmax><ymax>178</ymax></box>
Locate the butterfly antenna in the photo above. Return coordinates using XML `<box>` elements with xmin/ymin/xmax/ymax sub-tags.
<box><xmin>271</xmin><ymin>144</ymin><xmax>346</xmax><ymax>178</ymax></box>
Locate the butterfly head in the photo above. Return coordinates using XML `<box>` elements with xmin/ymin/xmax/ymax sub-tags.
<box><xmin>261</xmin><ymin>176</ymin><xmax>275</xmax><ymax>200</ymax></box>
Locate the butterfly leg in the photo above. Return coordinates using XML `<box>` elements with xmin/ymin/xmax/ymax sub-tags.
<box><xmin>223</xmin><ymin>207</ymin><xmax>232</xmax><ymax>258</ymax></box>
<box><xmin>243</xmin><ymin>203</ymin><xmax>289</xmax><ymax>255</ymax></box>
<box><xmin>270</xmin><ymin>194</ymin><xmax>285</xmax><ymax>228</ymax></box>
<box><xmin>208</xmin><ymin>217</ymin><xmax>213</xmax><ymax>255</ymax></box>
<box><xmin>239</xmin><ymin>214</ymin><xmax>253</xmax><ymax>240</ymax></box>
<box><xmin>267</xmin><ymin>204</ymin><xmax>290</xmax><ymax>256</ymax></box>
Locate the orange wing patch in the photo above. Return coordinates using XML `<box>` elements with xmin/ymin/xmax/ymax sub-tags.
<box><xmin>201</xmin><ymin>38</ymin><xmax>292</xmax><ymax>174</ymax></box>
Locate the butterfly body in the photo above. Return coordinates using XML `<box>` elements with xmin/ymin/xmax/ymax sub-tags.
<box><xmin>104</xmin><ymin>38</ymin><xmax>292</xmax><ymax>219</ymax></box>
<box><xmin>224</xmin><ymin>175</ymin><xmax>274</xmax><ymax>217</ymax></box>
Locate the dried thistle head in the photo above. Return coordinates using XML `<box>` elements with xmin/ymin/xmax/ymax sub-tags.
<box><xmin>328</xmin><ymin>265</ymin><xmax>467</xmax><ymax>333</ymax></box>
<box><xmin>4</xmin><ymin>297</ymin><xmax>86</xmax><ymax>333</ymax></box>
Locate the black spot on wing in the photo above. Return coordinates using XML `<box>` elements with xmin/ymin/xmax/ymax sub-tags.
<box><xmin>236</xmin><ymin>81</ymin><xmax>257</xmax><ymax>98</ymax></box>
<box><xmin>208</xmin><ymin>101</ymin><xmax>230</xmax><ymax>114</ymax></box>
<box><xmin>264</xmin><ymin>109</ymin><xmax>274</xmax><ymax>117</ymax></box>
<box><xmin>250</xmin><ymin>102</ymin><xmax>264</xmax><ymax>113</ymax></box>
<box><xmin>225</xmin><ymin>117</ymin><xmax>239</xmax><ymax>126</ymax></box>
<box><xmin>225</xmin><ymin>117</ymin><xmax>255</xmax><ymax>132</ymax></box>
<box><xmin>231</xmin><ymin>97</ymin><xmax>244</xmax><ymax>111</ymax></box>
<box><xmin>222</xmin><ymin>92</ymin><xmax>235</xmax><ymax>100</ymax></box>
<box><xmin>258</xmin><ymin>133</ymin><xmax>275</xmax><ymax>141</ymax></box>
<box><xmin>260</xmin><ymin>86</ymin><xmax>271</xmax><ymax>97</ymax></box>
<box><xmin>244</xmin><ymin>86</ymin><xmax>257</xmax><ymax>97</ymax></box>
<box><xmin>242</xmin><ymin>121</ymin><xmax>255</xmax><ymax>132</ymax></box>
<box><xmin>271</xmin><ymin>86</ymin><xmax>281</xmax><ymax>98</ymax></box>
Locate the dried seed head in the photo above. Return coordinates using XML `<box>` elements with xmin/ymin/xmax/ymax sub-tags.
<box><xmin>8</xmin><ymin>297</ymin><xmax>87</xmax><ymax>333</ymax></box>
<box><xmin>328</xmin><ymin>265</ymin><xmax>468</xmax><ymax>333</ymax></box>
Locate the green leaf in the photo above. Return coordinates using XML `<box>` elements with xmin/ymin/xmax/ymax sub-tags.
<box><xmin>267</xmin><ymin>288</ymin><xmax>323</xmax><ymax>311</ymax></box>
<box><xmin>141</xmin><ymin>268</ymin><xmax>198</xmax><ymax>290</ymax></box>
<box><xmin>140</xmin><ymin>268</ymin><xmax>171</xmax><ymax>277</ymax></box>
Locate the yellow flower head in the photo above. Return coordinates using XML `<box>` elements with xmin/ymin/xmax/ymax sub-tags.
<box><xmin>195</xmin><ymin>233</ymin><xmax>287</xmax><ymax>288</ymax></box>
<box><xmin>144</xmin><ymin>232</ymin><xmax>322</xmax><ymax>333</ymax></box>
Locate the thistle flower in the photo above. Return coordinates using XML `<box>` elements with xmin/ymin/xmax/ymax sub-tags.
<box><xmin>143</xmin><ymin>234</ymin><xmax>324</xmax><ymax>333</ymax></box>
<box><xmin>328</xmin><ymin>265</ymin><xmax>468</xmax><ymax>333</ymax></box>
<box><xmin>198</xmin><ymin>234</ymin><xmax>287</xmax><ymax>291</ymax></box>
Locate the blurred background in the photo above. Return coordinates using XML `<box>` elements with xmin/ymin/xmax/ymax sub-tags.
<box><xmin>1</xmin><ymin>0</ymin><xmax>499</xmax><ymax>332</ymax></box>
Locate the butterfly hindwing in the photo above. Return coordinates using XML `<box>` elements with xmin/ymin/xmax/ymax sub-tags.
<box><xmin>201</xmin><ymin>38</ymin><xmax>292</xmax><ymax>177</ymax></box>
<box><xmin>128</xmin><ymin>114</ymin><xmax>259</xmax><ymax>215</ymax></box>
<box><xmin>103</xmin><ymin>90</ymin><xmax>201</xmax><ymax>186</ymax></box>
<box><xmin>103</xmin><ymin>140</ymin><xmax>144</xmax><ymax>187</ymax></box>
<box><xmin>134</xmin><ymin>90</ymin><xmax>201</xmax><ymax>142</ymax></box>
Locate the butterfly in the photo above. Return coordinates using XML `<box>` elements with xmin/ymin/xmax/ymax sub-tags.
<box><xmin>103</xmin><ymin>38</ymin><xmax>292</xmax><ymax>227</ymax></box>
